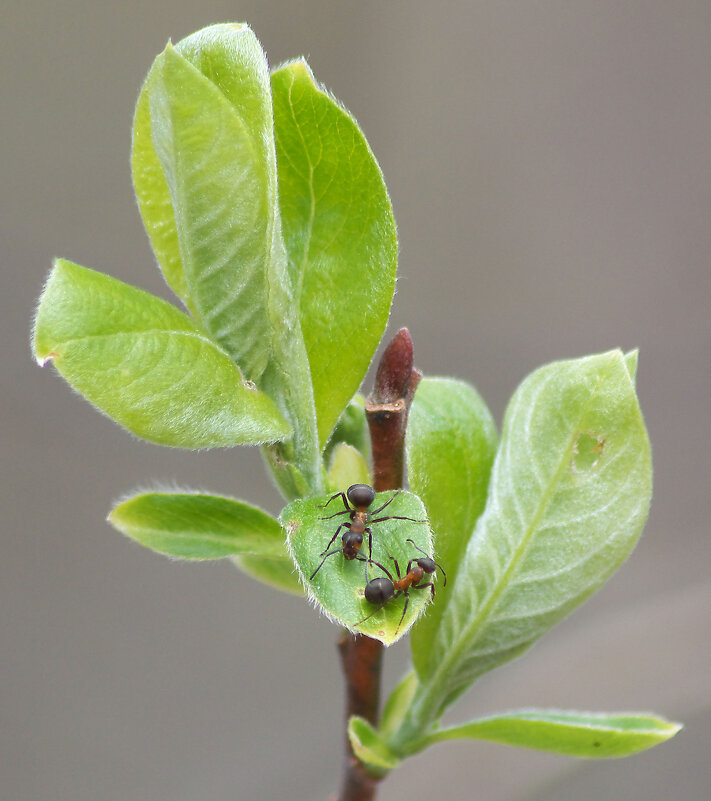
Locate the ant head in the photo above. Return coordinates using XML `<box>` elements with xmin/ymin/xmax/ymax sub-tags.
<box><xmin>347</xmin><ymin>484</ymin><xmax>375</xmax><ymax>509</ymax></box>
<box><xmin>342</xmin><ymin>530</ymin><xmax>363</xmax><ymax>550</ymax></box>
<box><xmin>417</xmin><ymin>556</ymin><xmax>437</xmax><ymax>574</ymax></box>
<box><xmin>406</xmin><ymin>539</ymin><xmax>446</xmax><ymax>584</ymax></box>
<box><xmin>364</xmin><ymin>576</ymin><xmax>394</xmax><ymax>605</ymax></box>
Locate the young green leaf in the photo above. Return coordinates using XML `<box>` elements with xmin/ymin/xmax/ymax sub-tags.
<box><xmin>232</xmin><ymin>554</ymin><xmax>303</xmax><ymax>596</ymax></box>
<box><xmin>624</xmin><ymin>348</ymin><xmax>638</xmax><ymax>383</ymax></box>
<box><xmin>407</xmin><ymin>377</ymin><xmax>498</xmax><ymax>680</ymax></box>
<box><xmin>418</xmin><ymin>710</ymin><xmax>682</xmax><ymax>759</ymax></box>
<box><xmin>324</xmin><ymin>395</ymin><xmax>370</xmax><ymax>466</ymax></box>
<box><xmin>271</xmin><ymin>60</ymin><xmax>398</xmax><ymax>447</ymax></box>
<box><xmin>136</xmin><ymin>29</ymin><xmax>277</xmax><ymax>379</ymax></box>
<box><xmin>33</xmin><ymin>260</ymin><xmax>290</xmax><ymax>448</ymax></box>
<box><xmin>379</xmin><ymin>672</ymin><xmax>419</xmax><ymax>740</ymax></box>
<box><xmin>398</xmin><ymin>350</ymin><xmax>652</xmax><ymax>734</ymax></box>
<box><xmin>281</xmin><ymin>491</ymin><xmax>435</xmax><ymax>645</ymax></box>
<box><xmin>327</xmin><ymin>443</ymin><xmax>371</xmax><ymax>491</ymax></box>
<box><xmin>348</xmin><ymin>717</ymin><xmax>401</xmax><ymax>777</ymax></box>
<box><xmin>108</xmin><ymin>492</ymin><xmax>288</xmax><ymax>560</ymax></box>
<box><xmin>133</xmin><ymin>24</ymin><xmax>321</xmax><ymax>495</ymax></box>
<box><xmin>132</xmin><ymin>86</ymin><xmax>192</xmax><ymax>310</ymax></box>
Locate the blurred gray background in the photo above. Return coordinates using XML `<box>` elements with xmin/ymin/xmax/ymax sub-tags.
<box><xmin>3</xmin><ymin>1</ymin><xmax>710</xmax><ymax>799</ymax></box>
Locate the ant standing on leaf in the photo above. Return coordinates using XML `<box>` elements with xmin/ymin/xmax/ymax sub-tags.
<box><xmin>356</xmin><ymin>539</ymin><xmax>447</xmax><ymax>635</ymax></box>
<box><xmin>309</xmin><ymin>484</ymin><xmax>427</xmax><ymax>580</ymax></box>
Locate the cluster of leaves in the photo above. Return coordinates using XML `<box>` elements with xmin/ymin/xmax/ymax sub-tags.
<box><xmin>33</xmin><ymin>22</ymin><xmax>397</xmax><ymax>591</ymax></box>
<box><xmin>32</xmin><ymin>22</ymin><xmax>679</xmax><ymax>782</ymax></box>
<box><xmin>350</xmin><ymin>352</ymin><xmax>680</xmax><ymax>769</ymax></box>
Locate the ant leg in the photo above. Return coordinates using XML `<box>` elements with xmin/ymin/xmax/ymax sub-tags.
<box><xmin>354</xmin><ymin>603</ymin><xmax>385</xmax><ymax>628</ymax></box>
<box><xmin>369</xmin><ymin>515</ymin><xmax>428</xmax><ymax>525</ymax></box>
<box><xmin>319</xmin><ymin>522</ymin><xmax>351</xmax><ymax>556</ymax></box>
<box><xmin>365</xmin><ymin>528</ymin><xmax>373</xmax><ymax>561</ymax></box>
<box><xmin>359</xmin><ymin>556</ymin><xmax>394</xmax><ymax>582</ymax></box>
<box><xmin>310</xmin><ymin>549</ymin><xmax>343</xmax><ymax>580</ymax></box>
<box><xmin>319</xmin><ymin>508</ymin><xmax>352</xmax><ymax>521</ymax></box>
<box><xmin>394</xmin><ymin>591</ymin><xmax>410</xmax><ymax>635</ymax></box>
<box><xmin>413</xmin><ymin>580</ymin><xmax>435</xmax><ymax>598</ymax></box>
<box><xmin>321</xmin><ymin>491</ymin><xmax>350</xmax><ymax>511</ymax></box>
<box><xmin>369</xmin><ymin>490</ymin><xmax>401</xmax><ymax>516</ymax></box>
<box><xmin>388</xmin><ymin>555</ymin><xmax>402</xmax><ymax>580</ymax></box>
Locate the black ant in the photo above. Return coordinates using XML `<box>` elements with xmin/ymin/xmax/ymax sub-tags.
<box><xmin>355</xmin><ymin>539</ymin><xmax>446</xmax><ymax>635</ymax></box>
<box><xmin>309</xmin><ymin>484</ymin><xmax>426</xmax><ymax>581</ymax></box>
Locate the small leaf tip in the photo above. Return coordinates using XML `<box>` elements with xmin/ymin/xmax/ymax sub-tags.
<box><xmin>35</xmin><ymin>351</ymin><xmax>57</xmax><ymax>367</ymax></box>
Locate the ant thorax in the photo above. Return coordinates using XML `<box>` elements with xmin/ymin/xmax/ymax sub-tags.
<box><xmin>396</xmin><ymin>563</ymin><xmax>424</xmax><ymax>591</ymax></box>
<box><xmin>349</xmin><ymin>513</ymin><xmax>367</xmax><ymax>534</ymax></box>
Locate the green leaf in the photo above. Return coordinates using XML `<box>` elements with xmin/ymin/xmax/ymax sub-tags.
<box><xmin>132</xmin><ymin>84</ymin><xmax>191</xmax><ymax>309</ymax></box>
<box><xmin>108</xmin><ymin>491</ymin><xmax>287</xmax><ymax>560</ymax></box>
<box><xmin>419</xmin><ymin>710</ymin><xmax>682</xmax><ymax>759</ymax></box>
<box><xmin>133</xmin><ymin>24</ymin><xmax>321</xmax><ymax>494</ymax></box>
<box><xmin>380</xmin><ymin>671</ymin><xmax>419</xmax><ymax>740</ymax></box>
<box><xmin>135</xmin><ymin>28</ymin><xmax>278</xmax><ymax>379</ymax></box>
<box><xmin>407</xmin><ymin>377</ymin><xmax>498</xmax><ymax>680</ymax></box>
<box><xmin>324</xmin><ymin>395</ymin><xmax>370</xmax><ymax>466</ymax></box>
<box><xmin>624</xmin><ymin>348</ymin><xmax>638</xmax><ymax>383</ymax></box>
<box><xmin>272</xmin><ymin>60</ymin><xmax>398</xmax><ymax>447</ymax></box>
<box><xmin>32</xmin><ymin>259</ymin><xmax>290</xmax><ymax>448</ymax></box>
<box><xmin>232</xmin><ymin>554</ymin><xmax>303</xmax><ymax>596</ymax></box>
<box><xmin>327</xmin><ymin>443</ymin><xmax>371</xmax><ymax>491</ymax></box>
<box><xmin>348</xmin><ymin>717</ymin><xmax>400</xmax><ymax>777</ymax></box>
<box><xmin>396</xmin><ymin>350</ymin><xmax>652</xmax><ymax>737</ymax></box>
<box><xmin>281</xmin><ymin>490</ymin><xmax>436</xmax><ymax>645</ymax></box>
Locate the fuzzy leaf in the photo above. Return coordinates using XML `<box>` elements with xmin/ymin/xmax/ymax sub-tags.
<box><xmin>272</xmin><ymin>60</ymin><xmax>397</xmax><ymax>447</ymax></box>
<box><xmin>406</xmin><ymin>350</ymin><xmax>652</xmax><ymax>726</ymax></box>
<box><xmin>327</xmin><ymin>443</ymin><xmax>371</xmax><ymax>491</ymax></box>
<box><xmin>407</xmin><ymin>377</ymin><xmax>498</xmax><ymax>680</ymax></box>
<box><xmin>420</xmin><ymin>710</ymin><xmax>682</xmax><ymax>759</ymax></box>
<box><xmin>108</xmin><ymin>492</ymin><xmax>287</xmax><ymax>560</ymax></box>
<box><xmin>232</xmin><ymin>554</ymin><xmax>303</xmax><ymax>595</ymax></box>
<box><xmin>348</xmin><ymin>717</ymin><xmax>400</xmax><ymax>777</ymax></box>
<box><xmin>324</xmin><ymin>395</ymin><xmax>370</xmax><ymax>465</ymax></box>
<box><xmin>380</xmin><ymin>672</ymin><xmax>419</xmax><ymax>740</ymax></box>
<box><xmin>133</xmin><ymin>25</ymin><xmax>278</xmax><ymax>379</ymax></box>
<box><xmin>32</xmin><ymin>260</ymin><xmax>290</xmax><ymax>448</ymax></box>
<box><xmin>132</xmin><ymin>86</ymin><xmax>191</xmax><ymax>308</ymax></box>
<box><xmin>281</xmin><ymin>491</ymin><xmax>436</xmax><ymax>645</ymax></box>
<box><xmin>624</xmin><ymin>348</ymin><xmax>638</xmax><ymax>383</ymax></box>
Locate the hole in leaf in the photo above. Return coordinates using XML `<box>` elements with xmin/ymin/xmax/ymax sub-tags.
<box><xmin>572</xmin><ymin>431</ymin><xmax>605</xmax><ymax>473</ymax></box>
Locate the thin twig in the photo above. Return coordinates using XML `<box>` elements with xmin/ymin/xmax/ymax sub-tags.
<box><xmin>336</xmin><ymin>328</ymin><xmax>420</xmax><ymax>801</ymax></box>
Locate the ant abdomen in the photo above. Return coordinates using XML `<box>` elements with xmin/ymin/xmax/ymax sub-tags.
<box><xmin>347</xmin><ymin>484</ymin><xmax>376</xmax><ymax>508</ymax></box>
<box><xmin>364</xmin><ymin>576</ymin><xmax>394</xmax><ymax>604</ymax></box>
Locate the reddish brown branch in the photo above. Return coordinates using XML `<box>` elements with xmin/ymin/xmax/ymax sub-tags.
<box><xmin>336</xmin><ymin>328</ymin><xmax>420</xmax><ymax>801</ymax></box>
<box><xmin>336</xmin><ymin>634</ymin><xmax>383</xmax><ymax>801</ymax></box>
<box><xmin>367</xmin><ymin>328</ymin><xmax>422</xmax><ymax>492</ymax></box>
